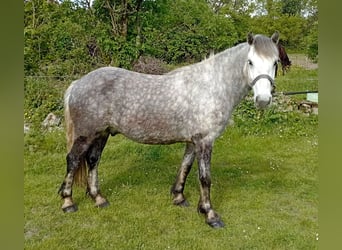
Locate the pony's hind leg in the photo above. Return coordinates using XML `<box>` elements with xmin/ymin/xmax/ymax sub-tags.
<box><xmin>171</xmin><ymin>143</ymin><xmax>196</xmax><ymax>207</ymax></box>
<box><xmin>85</xmin><ymin>134</ymin><xmax>110</xmax><ymax>208</ymax></box>
<box><xmin>58</xmin><ymin>136</ymin><xmax>90</xmax><ymax>212</ymax></box>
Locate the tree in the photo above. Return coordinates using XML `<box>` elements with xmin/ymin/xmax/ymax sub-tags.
<box><xmin>281</xmin><ymin>0</ymin><xmax>303</xmax><ymax>16</ymax></box>
<box><xmin>140</xmin><ymin>0</ymin><xmax>238</xmax><ymax>63</ymax></box>
<box><xmin>24</xmin><ymin>0</ymin><xmax>102</xmax><ymax>76</ymax></box>
<box><xmin>24</xmin><ymin>0</ymin><xmax>318</xmax><ymax>75</ymax></box>
<box><xmin>207</xmin><ymin>0</ymin><xmax>254</xmax><ymax>42</ymax></box>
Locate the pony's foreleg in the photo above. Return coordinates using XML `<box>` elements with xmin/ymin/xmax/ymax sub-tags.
<box><xmin>58</xmin><ymin>137</ymin><xmax>89</xmax><ymax>212</ymax></box>
<box><xmin>171</xmin><ymin>143</ymin><xmax>196</xmax><ymax>207</ymax></box>
<box><xmin>85</xmin><ymin>135</ymin><xmax>109</xmax><ymax>208</ymax></box>
<box><xmin>195</xmin><ymin>140</ymin><xmax>225</xmax><ymax>228</ymax></box>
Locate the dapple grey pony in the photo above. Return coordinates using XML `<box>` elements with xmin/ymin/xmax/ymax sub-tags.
<box><xmin>59</xmin><ymin>32</ymin><xmax>279</xmax><ymax>228</ymax></box>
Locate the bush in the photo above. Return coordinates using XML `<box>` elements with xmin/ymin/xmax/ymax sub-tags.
<box><xmin>24</xmin><ymin>77</ymin><xmax>68</xmax><ymax>129</ymax></box>
<box><xmin>306</xmin><ymin>21</ymin><xmax>318</xmax><ymax>63</ymax></box>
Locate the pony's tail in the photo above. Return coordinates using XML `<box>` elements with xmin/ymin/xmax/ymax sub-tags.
<box><xmin>64</xmin><ymin>83</ymin><xmax>88</xmax><ymax>187</ymax></box>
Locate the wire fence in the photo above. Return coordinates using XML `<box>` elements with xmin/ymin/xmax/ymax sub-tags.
<box><xmin>24</xmin><ymin>75</ymin><xmax>79</xmax><ymax>80</ymax></box>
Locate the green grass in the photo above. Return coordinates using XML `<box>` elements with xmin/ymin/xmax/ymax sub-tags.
<box><xmin>24</xmin><ymin>67</ymin><xmax>318</xmax><ymax>249</ymax></box>
<box><xmin>275</xmin><ymin>65</ymin><xmax>318</xmax><ymax>102</ymax></box>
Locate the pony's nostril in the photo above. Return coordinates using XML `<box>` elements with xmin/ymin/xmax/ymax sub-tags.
<box><xmin>256</xmin><ymin>96</ymin><xmax>271</xmax><ymax>108</ymax></box>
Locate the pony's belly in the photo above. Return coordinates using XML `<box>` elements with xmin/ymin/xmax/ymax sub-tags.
<box><xmin>118</xmin><ymin>121</ymin><xmax>189</xmax><ymax>144</ymax></box>
<box><xmin>120</xmin><ymin>129</ymin><xmax>189</xmax><ymax>145</ymax></box>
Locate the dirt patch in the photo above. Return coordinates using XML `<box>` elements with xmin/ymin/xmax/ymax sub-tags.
<box><xmin>288</xmin><ymin>54</ymin><xmax>318</xmax><ymax>70</ymax></box>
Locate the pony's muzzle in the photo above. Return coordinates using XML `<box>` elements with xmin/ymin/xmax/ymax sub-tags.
<box><xmin>255</xmin><ymin>94</ymin><xmax>272</xmax><ymax>109</ymax></box>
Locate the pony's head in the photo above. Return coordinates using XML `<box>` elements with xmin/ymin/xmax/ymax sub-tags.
<box><xmin>246</xmin><ymin>32</ymin><xmax>279</xmax><ymax>109</ymax></box>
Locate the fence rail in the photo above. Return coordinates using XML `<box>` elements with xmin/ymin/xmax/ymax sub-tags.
<box><xmin>276</xmin><ymin>90</ymin><xmax>318</xmax><ymax>96</ymax></box>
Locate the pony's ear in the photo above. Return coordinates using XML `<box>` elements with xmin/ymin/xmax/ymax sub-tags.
<box><xmin>247</xmin><ymin>32</ymin><xmax>254</xmax><ymax>45</ymax></box>
<box><xmin>271</xmin><ymin>31</ymin><xmax>280</xmax><ymax>44</ymax></box>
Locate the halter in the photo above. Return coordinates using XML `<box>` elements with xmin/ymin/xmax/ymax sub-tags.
<box><xmin>249</xmin><ymin>74</ymin><xmax>276</xmax><ymax>93</ymax></box>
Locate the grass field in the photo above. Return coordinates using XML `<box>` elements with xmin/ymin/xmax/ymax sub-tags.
<box><xmin>24</xmin><ymin>65</ymin><xmax>318</xmax><ymax>249</ymax></box>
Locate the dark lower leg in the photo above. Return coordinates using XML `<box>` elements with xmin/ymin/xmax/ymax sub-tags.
<box><xmin>171</xmin><ymin>143</ymin><xmax>195</xmax><ymax>206</ymax></box>
<box><xmin>58</xmin><ymin>136</ymin><xmax>89</xmax><ymax>212</ymax></box>
<box><xmin>59</xmin><ymin>175</ymin><xmax>77</xmax><ymax>212</ymax></box>
<box><xmin>196</xmin><ymin>141</ymin><xmax>224</xmax><ymax>228</ymax></box>
<box><xmin>86</xmin><ymin>135</ymin><xmax>109</xmax><ymax>208</ymax></box>
<box><xmin>58</xmin><ymin>155</ymin><xmax>82</xmax><ymax>212</ymax></box>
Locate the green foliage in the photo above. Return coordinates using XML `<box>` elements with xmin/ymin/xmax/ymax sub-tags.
<box><xmin>281</xmin><ymin>0</ymin><xmax>304</xmax><ymax>15</ymax></box>
<box><xmin>24</xmin><ymin>77</ymin><xmax>68</xmax><ymax>129</ymax></box>
<box><xmin>24</xmin><ymin>0</ymin><xmax>99</xmax><ymax>76</ymax></box>
<box><xmin>233</xmin><ymin>96</ymin><xmax>317</xmax><ymax>139</ymax></box>
<box><xmin>250</xmin><ymin>14</ymin><xmax>306</xmax><ymax>50</ymax></box>
<box><xmin>24</xmin><ymin>0</ymin><xmax>318</xmax><ymax>75</ymax></box>
<box><xmin>306</xmin><ymin>21</ymin><xmax>318</xmax><ymax>62</ymax></box>
<box><xmin>140</xmin><ymin>0</ymin><xmax>238</xmax><ymax>63</ymax></box>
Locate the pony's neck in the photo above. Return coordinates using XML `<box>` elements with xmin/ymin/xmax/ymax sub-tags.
<box><xmin>213</xmin><ymin>43</ymin><xmax>251</xmax><ymax>105</ymax></box>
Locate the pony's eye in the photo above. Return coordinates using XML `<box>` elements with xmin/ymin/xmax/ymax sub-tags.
<box><xmin>248</xmin><ymin>60</ymin><xmax>253</xmax><ymax>66</ymax></box>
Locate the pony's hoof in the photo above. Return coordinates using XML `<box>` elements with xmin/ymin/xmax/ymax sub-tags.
<box><xmin>177</xmin><ymin>199</ymin><xmax>190</xmax><ymax>207</ymax></box>
<box><xmin>96</xmin><ymin>200</ymin><xmax>110</xmax><ymax>208</ymax></box>
<box><xmin>62</xmin><ymin>204</ymin><xmax>78</xmax><ymax>213</ymax></box>
<box><xmin>207</xmin><ymin>219</ymin><xmax>225</xmax><ymax>228</ymax></box>
<box><xmin>173</xmin><ymin>199</ymin><xmax>190</xmax><ymax>207</ymax></box>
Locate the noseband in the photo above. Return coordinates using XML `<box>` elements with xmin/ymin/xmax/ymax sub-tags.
<box><xmin>249</xmin><ymin>74</ymin><xmax>276</xmax><ymax>93</ymax></box>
